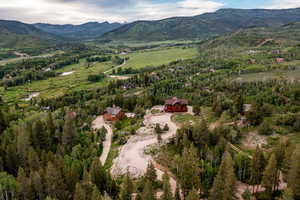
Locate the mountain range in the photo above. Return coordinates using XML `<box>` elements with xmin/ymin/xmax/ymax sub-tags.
<box><xmin>34</xmin><ymin>22</ymin><xmax>122</xmax><ymax>40</ymax></box>
<box><xmin>1</xmin><ymin>7</ymin><xmax>300</xmax><ymax>49</ymax></box>
<box><xmin>0</xmin><ymin>20</ymin><xmax>58</xmax><ymax>49</ymax></box>
<box><xmin>100</xmin><ymin>8</ymin><xmax>300</xmax><ymax>41</ymax></box>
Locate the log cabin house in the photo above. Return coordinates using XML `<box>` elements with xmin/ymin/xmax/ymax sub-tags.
<box><xmin>103</xmin><ymin>106</ymin><xmax>126</xmax><ymax>121</ymax></box>
<box><xmin>164</xmin><ymin>97</ymin><xmax>188</xmax><ymax>113</ymax></box>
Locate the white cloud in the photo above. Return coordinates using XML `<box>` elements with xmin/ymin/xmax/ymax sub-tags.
<box><xmin>267</xmin><ymin>0</ymin><xmax>300</xmax><ymax>9</ymax></box>
<box><xmin>0</xmin><ymin>0</ymin><xmax>224</xmax><ymax>24</ymax></box>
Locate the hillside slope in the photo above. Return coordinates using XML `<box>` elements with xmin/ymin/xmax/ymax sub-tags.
<box><xmin>34</xmin><ymin>22</ymin><xmax>122</xmax><ymax>39</ymax></box>
<box><xmin>199</xmin><ymin>22</ymin><xmax>300</xmax><ymax>49</ymax></box>
<box><xmin>100</xmin><ymin>8</ymin><xmax>300</xmax><ymax>42</ymax></box>
<box><xmin>0</xmin><ymin>20</ymin><xmax>60</xmax><ymax>49</ymax></box>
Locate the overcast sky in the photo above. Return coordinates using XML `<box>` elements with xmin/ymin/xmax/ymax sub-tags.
<box><xmin>0</xmin><ymin>0</ymin><xmax>300</xmax><ymax>24</ymax></box>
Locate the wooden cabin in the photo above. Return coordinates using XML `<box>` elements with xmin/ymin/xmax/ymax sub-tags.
<box><xmin>164</xmin><ymin>97</ymin><xmax>188</xmax><ymax>113</ymax></box>
<box><xmin>103</xmin><ymin>106</ymin><xmax>125</xmax><ymax>121</ymax></box>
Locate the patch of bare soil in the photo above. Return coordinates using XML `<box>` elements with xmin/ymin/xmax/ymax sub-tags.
<box><xmin>242</xmin><ymin>132</ymin><xmax>267</xmax><ymax>149</ymax></box>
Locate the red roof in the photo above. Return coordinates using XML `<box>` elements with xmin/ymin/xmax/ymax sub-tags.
<box><xmin>165</xmin><ymin>97</ymin><xmax>188</xmax><ymax>105</ymax></box>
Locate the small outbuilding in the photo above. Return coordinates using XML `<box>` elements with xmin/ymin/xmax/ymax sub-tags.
<box><xmin>103</xmin><ymin>106</ymin><xmax>126</xmax><ymax>121</ymax></box>
<box><xmin>164</xmin><ymin>97</ymin><xmax>188</xmax><ymax>113</ymax></box>
<box><xmin>276</xmin><ymin>58</ymin><xmax>285</xmax><ymax>63</ymax></box>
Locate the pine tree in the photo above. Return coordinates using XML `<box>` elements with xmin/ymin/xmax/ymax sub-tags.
<box><xmin>17</xmin><ymin>168</ymin><xmax>33</xmax><ymax>200</ymax></box>
<box><xmin>90</xmin><ymin>159</ymin><xmax>107</xmax><ymax>194</ymax></box>
<box><xmin>178</xmin><ymin>146</ymin><xmax>200</xmax><ymax>197</ymax></box>
<box><xmin>186</xmin><ymin>188</ymin><xmax>199</xmax><ymax>200</ymax></box>
<box><xmin>145</xmin><ymin>162</ymin><xmax>157</xmax><ymax>184</ymax></box>
<box><xmin>47</xmin><ymin>112</ymin><xmax>55</xmax><ymax>135</ymax></box>
<box><xmin>45</xmin><ymin>162</ymin><xmax>68</xmax><ymax>200</ymax></box>
<box><xmin>161</xmin><ymin>173</ymin><xmax>173</xmax><ymax>200</ymax></box>
<box><xmin>91</xmin><ymin>185</ymin><xmax>103</xmax><ymax>200</ymax></box>
<box><xmin>74</xmin><ymin>183</ymin><xmax>87</xmax><ymax>200</ymax></box>
<box><xmin>235</xmin><ymin>95</ymin><xmax>244</xmax><ymax>114</ymax></box>
<box><xmin>32</xmin><ymin>120</ymin><xmax>47</xmax><ymax>150</ymax></box>
<box><xmin>262</xmin><ymin>154</ymin><xmax>278</xmax><ymax>196</ymax></box>
<box><xmin>27</xmin><ymin>147</ymin><xmax>40</xmax><ymax>171</ymax></box>
<box><xmin>192</xmin><ymin>120</ymin><xmax>209</xmax><ymax>146</ymax></box>
<box><xmin>287</xmin><ymin>145</ymin><xmax>300</xmax><ymax>199</ymax></box>
<box><xmin>119</xmin><ymin>172</ymin><xmax>133</xmax><ymax>200</ymax></box>
<box><xmin>141</xmin><ymin>180</ymin><xmax>156</xmax><ymax>200</ymax></box>
<box><xmin>0</xmin><ymin>108</ymin><xmax>7</xmax><ymax>134</ymax></box>
<box><xmin>62</xmin><ymin>112</ymin><xmax>77</xmax><ymax>153</ymax></box>
<box><xmin>209</xmin><ymin>152</ymin><xmax>236</xmax><ymax>200</ymax></box>
<box><xmin>250</xmin><ymin>146</ymin><xmax>266</xmax><ymax>193</ymax></box>
<box><xmin>30</xmin><ymin>171</ymin><xmax>44</xmax><ymax>200</ymax></box>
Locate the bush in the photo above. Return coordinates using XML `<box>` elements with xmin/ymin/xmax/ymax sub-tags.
<box><xmin>87</xmin><ymin>73</ymin><xmax>105</xmax><ymax>82</ymax></box>
<box><xmin>258</xmin><ymin>121</ymin><xmax>273</xmax><ymax>135</ymax></box>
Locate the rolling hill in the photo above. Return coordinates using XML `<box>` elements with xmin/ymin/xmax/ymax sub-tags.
<box><xmin>0</xmin><ymin>20</ymin><xmax>60</xmax><ymax>49</ymax></box>
<box><xmin>199</xmin><ymin>22</ymin><xmax>300</xmax><ymax>49</ymax></box>
<box><xmin>100</xmin><ymin>7</ymin><xmax>300</xmax><ymax>42</ymax></box>
<box><xmin>34</xmin><ymin>22</ymin><xmax>122</xmax><ymax>39</ymax></box>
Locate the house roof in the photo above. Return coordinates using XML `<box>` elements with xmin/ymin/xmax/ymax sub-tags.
<box><xmin>165</xmin><ymin>97</ymin><xmax>188</xmax><ymax>105</ymax></box>
<box><xmin>104</xmin><ymin>106</ymin><xmax>122</xmax><ymax>116</ymax></box>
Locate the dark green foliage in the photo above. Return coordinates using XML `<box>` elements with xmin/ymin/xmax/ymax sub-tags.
<box><xmin>62</xmin><ymin>112</ymin><xmax>77</xmax><ymax>153</ymax></box>
<box><xmin>141</xmin><ymin>180</ymin><xmax>156</xmax><ymax>200</ymax></box>
<box><xmin>119</xmin><ymin>172</ymin><xmax>133</xmax><ymax>200</ymax></box>
<box><xmin>287</xmin><ymin>145</ymin><xmax>300</xmax><ymax>199</ymax></box>
<box><xmin>258</xmin><ymin>121</ymin><xmax>273</xmax><ymax>135</ymax></box>
<box><xmin>209</xmin><ymin>152</ymin><xmax>236</xmax><ymax>200</ymax></box>
<box><xmin>145</xmin><ymin>162</ymin><xmax>157</xmax><ymax>184</ymax></box>
<box><xmin>87</xmin><ymin>73</ymin><xmax>106</xmax><ymax>82</ymax></box>
<box><xmin>250</xmin><ymin>147</ymin><xmax>266</xmax><ymax>193</ymax></box>
<box><xmin>262</xmin><ymin>154</ymin><xmax>278</xmax><ymax>196</ymax></box>
<box><xmin>178</xmin><ymin>146</ymin><xmax>201</xmax><ymax>197</ymax></box>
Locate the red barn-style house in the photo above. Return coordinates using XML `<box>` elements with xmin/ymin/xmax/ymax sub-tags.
<box><xmin>164</xmin><ymin>97</ymin><xmax>188</xmax><ymax>113</ymax></box>
<box><xmin>103</xmin><ymin>106</ymin><xmax>126</xmax><ymax>121</ymax></box>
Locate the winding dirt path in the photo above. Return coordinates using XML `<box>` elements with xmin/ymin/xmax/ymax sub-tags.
<box><xmin>111</xmin><ymin>109</ymin><xmax>177</xmax><ymax>177</ymax></box>
<box><xmin>92</xmin><ymin>116</ymin><xmax>113</xmax><ymax>165</ymax></box>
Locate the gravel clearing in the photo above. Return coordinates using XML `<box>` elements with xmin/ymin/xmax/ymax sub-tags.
<box><xmin>111</xmin><ymin>106</ymin><xmax>178</xmax><ymax>177</ymax></box>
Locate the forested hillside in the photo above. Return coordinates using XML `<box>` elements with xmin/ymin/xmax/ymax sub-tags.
<box><xmin>0</xmin><ymin>20</ymin><xmax>60</xmax><ymax>49</ymax></box>
<box><xmin>101</xmin><ymin>8</ymin><xmax>300</xmax><ymax>41</ymax></box>
<box><xmin>34</xmin><ymin>22</ymin><xmax>122</xmax><ymax>39</ymax></box>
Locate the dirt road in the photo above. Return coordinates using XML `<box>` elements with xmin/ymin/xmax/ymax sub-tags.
<box><xmin>92</xmin><ymin>116</ymin><xmax>113</xmax><ymax>165</ymax></box>
<box><xmin>111</xmin><ymin>106</ymin><xmax>178</xmax><ymax>177</ymax></box>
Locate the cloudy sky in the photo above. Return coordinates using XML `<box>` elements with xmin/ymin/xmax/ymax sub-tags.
<box><xmin>0</xmin><ymin>0</ymin><xmax>300</xmax><ymax>24</ymax></box>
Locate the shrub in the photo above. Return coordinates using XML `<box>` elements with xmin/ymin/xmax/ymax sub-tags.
<box><xmin>258</xmin><ymin>121</ymin><xmax>273</xmax><ymax>135</ymax></box>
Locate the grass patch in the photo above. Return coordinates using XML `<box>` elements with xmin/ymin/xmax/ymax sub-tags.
<box><xmin>120</xmin><ymin>47</ymin><xmax>198</xmax><ymax>69</ymax></box>
<box><xmin>171</xmin><ymin>113</ymin><xmax>199</xmax><ymax>125</ymax></box>
<box><xmin>104</xmin><ymin>142</ymin><xmax>119</xmax><ymax>170</ymax></box>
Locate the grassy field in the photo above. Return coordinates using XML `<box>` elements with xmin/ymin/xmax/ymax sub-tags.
<box><xmin>120</xmin><ymin>47</ymin><xmax>198</xmax><ymax>69</ymax></box>
<box><xmin>1</xmin><ymin>59</ymin><xmax>112</xmax><ymax>103</ymax></box>
<box><xmin>235</xmin><ymin>66</ymin><xmax>300</xmax><ymax>82</ymax></box>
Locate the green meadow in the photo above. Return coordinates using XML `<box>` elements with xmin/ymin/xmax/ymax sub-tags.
<box><xmin>120</xmin><ymin>47</ymin><xmax>198</xmax><ymax>69</ymax></box>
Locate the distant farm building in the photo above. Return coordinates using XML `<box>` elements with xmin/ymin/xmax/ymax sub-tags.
<box><xmin>164</xmin><ymin>97</ymin><xmax>188</xmax><ymax>113</ymax></box>
<box><xmin>103</xmin><ymin>106</ymin><xmax>126</xmax><ymax>121</ymax></box>
<box><xmin>276</xmin><ymin>58</ymin><xmax>285</xmax><ymax>63</ymax></box>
